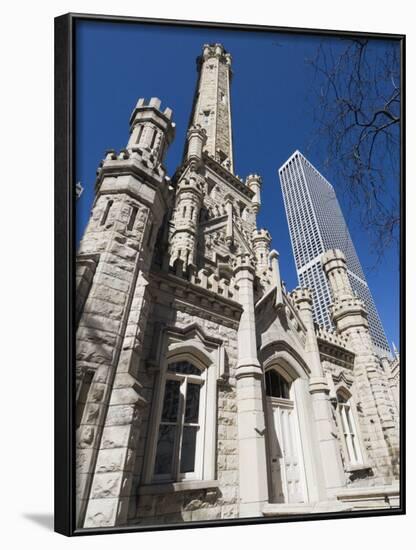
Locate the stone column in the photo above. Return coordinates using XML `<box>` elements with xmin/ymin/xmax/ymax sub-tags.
<box><xmin>292</xmin><ymin>287</ymin><xmax>346</xmax><ymax>498</ymax></box>
<box><xmin>233</xmin><ymin>254</ymin><xmax>269</xmax><ymax>517</ymax></box>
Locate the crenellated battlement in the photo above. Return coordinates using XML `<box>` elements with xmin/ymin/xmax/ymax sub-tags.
<box><xmin>94</xmin><ymin>145</ymin><xmax>171</xmax><ymax>193</ymax></box>
<box><xmin>130</xmin><ymin>97</ymin><xmax>174</xmax><ymax>121</ymax></box>
<box><xmin>232</xmin><ymin>253</ymin><xmax>256</xmax><ymax>274</ymax></box>
<box><xmin>330</xmin><ymin>297</ymin><xmax>367</xmax><ymax>314</ymax></box>
<box><xmin>315</xmin><ymin>325</ymin><xmax>349</xmax><ymax>349</ymax></box>
<box><xmin>246</xmin><ymin>174</ymin><xmax>262</xmax><ymax>185</ymax></box>
<box><xmin>200</xmin><ymin>43</ymin><xmax>232</xmax><ymax>65</ymax></box>
<box><xmin>291</xmin><ymin>286</ymin><xmax>313</xmax><ymax>305</ymax></box>
<box><xmin>252</xmin><ymin>228</ymin><xmax>272</xmax><ymax>244</ymax></box>
<box><xmin>177</xmin><ymin>174</ymin><xmax>205</xmax><ymax>194</ymax></box>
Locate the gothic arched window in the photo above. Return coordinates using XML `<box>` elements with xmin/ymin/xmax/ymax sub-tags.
<box><xmin>153</xmin><ymin>361</ymin><xmax>206</xmax><ymax>481</ymax></box>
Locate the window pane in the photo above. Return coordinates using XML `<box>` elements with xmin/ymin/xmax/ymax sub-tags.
<box><xmin>168</xmin><ymin>361</ymin><xmax>201</xmax><ymax>376</ymax></box>
<box><xmin>154</xmin><ymin>425</ymin><xmax>176</xmax><ymax>475</ymax></box>
<box><xmin>180</xmin><ymin>426</ymin><xmax>198</xmax><ymax>473</ymax></box>
<box><xmin>161</xmin><ymin>380</ymin><xmax>180</xmax><ymax>422</ymax></box>
<box><xmin>266</xmin><ymin>370</ymin><xmax>290</xmax><ymax>399</ymax></box>
<box><xmin>345</xmin><ymin>405</ymin><xmax>354</xmax><ymax>433</ymax></box>
<box><xmin>185</xmin><ymin>383</ymin><xmax>200</xmax><ymax>423</ymax></box>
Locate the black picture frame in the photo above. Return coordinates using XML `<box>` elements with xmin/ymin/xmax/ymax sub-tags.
<box><xmin>54</xmin><ymin>12</ymin><xmax>405</xmax><ymax>537</ymax></box>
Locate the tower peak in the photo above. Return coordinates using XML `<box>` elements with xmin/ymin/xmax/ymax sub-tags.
<box><xmin>185</xmin><ymin>44</ymin><xmax>234</xmax><ymax>172</ymax></box>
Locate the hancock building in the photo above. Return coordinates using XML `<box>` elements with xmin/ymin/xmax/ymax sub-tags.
<box><xmin>279</xmin><ymin>151</ymin><xmax>391</xmax><ymax>358</ymax></box>
<box><xmin>75</xmin><ymin>44</ymin><xmax>400</xmax><ymax>529</ymax></box>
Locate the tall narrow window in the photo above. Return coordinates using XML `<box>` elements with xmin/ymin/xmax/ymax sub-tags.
<box><xmin>136</xmin><ymin>124</ymin><xmax>144</xmax><ymax>144</ymax></box>
<box><xmin>337</xmin><ymin>392</ymin><xmax>363</xmax><ymax>466</ymax></box>
<box><xmin>154</xmin><ymin>361</ymin><xmax>204</xmax><ymax>481</ymax></box>
<box><xmin>100</xmin><ymin>200</ymin><xmax>113</xmax><ymax>226</ymax></box>
<box><xmin>127</xmin><ymin>205</ymin><xmax>138</xmax><ymax>231</ymax></box>
<box><xmin>76</xmin><ymin>370</ymin><xmax>94</xmax><ymax>428</ymax></box>
<box><xmin>150</xmin><ymin>129</ymin><xmax>158</xmax><ymax>149</ymax></box>
<box><xmin>146</xmin><ymin>223</ymin><xmax>154</xmax><ymax>247</ymax></box>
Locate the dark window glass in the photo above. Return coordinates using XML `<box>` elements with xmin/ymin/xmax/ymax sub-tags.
<box><xmin>265</xmin><ymin>370</ymin><xmax>290</xmax><ymax>399</ymax></box>
<box><xmin>100</xmin><ymin>200</ymin><xmax>113</xmax><ymax>226</ymax></box>
<box><xmin>127</xmin><ymin>205</ymin><xmax>138</xmax><ymax>231</ymax></box>
<box><xmin>180</xmin><ymin>426</ymin><xmax>198</xmax><ymax>473</ymax></box>
<box><xmin>154</xmin><ymin>425</ymin><xmax>176</xmax><ymax>475</ymax></box>
<box><xmin>168</xmin><ymin>361</ymin><xmax>201</xmax><ymax>376</ymax></box>
<box><xmin>161</xmin><ymin>380</ymin><xmax>180</xmax><ymax>422</ymax></box>
<box><xmin>76</xmin><ymin>370</ymin><xmax>94</xmax><ymax>428</ymax></box>
<box><xmin>184</xmin><ymin>383</ymin><xmax>200</xmax><ymax>423</ymax></box>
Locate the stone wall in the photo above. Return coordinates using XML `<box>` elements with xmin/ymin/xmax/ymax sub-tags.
<box><xmin>128</xmin><ymin>296</ymin><xmax>241</xmax><ymax>524</ymax></box>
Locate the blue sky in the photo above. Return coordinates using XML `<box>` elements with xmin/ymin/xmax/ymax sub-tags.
<box><xmin>75</xmin><ymin>19</ymin><xmax>400</xmax><ymax>349</ymax></box>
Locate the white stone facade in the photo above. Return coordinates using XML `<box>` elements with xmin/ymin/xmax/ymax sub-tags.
<box><xmin>75</xmin><ymin>44</ymin><xmax>400</xmax><ymax>529</ymax></box>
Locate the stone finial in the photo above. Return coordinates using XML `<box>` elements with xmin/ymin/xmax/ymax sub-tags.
<box><xmin>201</xmin><ymin>43</ymin><xmax>231</xmax><ymax>65</ymax></box>
<box><xmin>269</xmin><ymin>249</ymin><xmax>284</xmax><ymax>306</ymax></box>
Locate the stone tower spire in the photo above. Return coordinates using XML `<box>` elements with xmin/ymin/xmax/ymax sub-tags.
<box><xmin>186</xmin><ymin>43</ymin><xmax>234</xmax><ymax>172</ymax></box>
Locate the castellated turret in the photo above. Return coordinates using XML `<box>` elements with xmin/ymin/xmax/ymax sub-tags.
<box><xmin>126</xmin><ymin>97</ymin><xmax>175</xmax><ymax>164</ymax></box>
<box><xmin>168</xmin><ymin>125</ymin><xmax>207</xmax><ymax>275</ymax></box>
<box><xmin>322</xmin><ymin>249</ymin><xmax>369</xmax><ymax>336</ymax></box>
<box><xmin>246</xmin><ymin>174</ymin><xmax>262</xmax><ymax>216</ymax></box>
<box><xmin>76</xmin><ymin>97</ymin><xmax>175</xmax><ymax>527</ymax></box>
<box><xmin>252</xmin><ymin>228</ymin><xmax>271</xmax><ymax>272</ymax></box>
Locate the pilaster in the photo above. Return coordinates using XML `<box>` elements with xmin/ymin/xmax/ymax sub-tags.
<box><xmin>292</xmin><ymin>287</ymin><xmax>346</xmax><ymax>497</ymax></box>
<box><xmin>233</xmin><ymin>255</ymin><xmax>269</xmax><ymax>516</ymax></box>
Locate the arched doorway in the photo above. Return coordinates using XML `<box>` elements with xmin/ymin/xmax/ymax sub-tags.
<box><xmin>265</xmin><ymin>367</ymin><xmax>306</xmax><ymax>504</ymax></box>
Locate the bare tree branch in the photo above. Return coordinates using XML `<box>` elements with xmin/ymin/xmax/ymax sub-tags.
<box><xmin>306</xmin><ymin>38</ymin><xmax>400</xmax><ymax>263</ymax></box>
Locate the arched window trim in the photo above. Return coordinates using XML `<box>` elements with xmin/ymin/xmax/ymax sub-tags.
<box><xmin>143</xmin><ymin>344</ymin><xmax>217</xmax><ymax>485</ymax></box>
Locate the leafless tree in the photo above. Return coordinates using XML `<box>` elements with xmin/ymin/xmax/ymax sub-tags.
<box><xmin>308</xmin><ymin>38</ymin><xmax>401</xmax><ymax>262</ymax></box>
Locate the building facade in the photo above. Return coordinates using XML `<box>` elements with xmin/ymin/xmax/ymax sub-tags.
<box><xmin>279</xmin><ymin>151</ymin><xmax>391</xmax><ymax>358</ymax></box>
<box><xmin>75</xmin><ymin>44</ymin><xmax>400</xmax><ymax>530</ymax></box>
